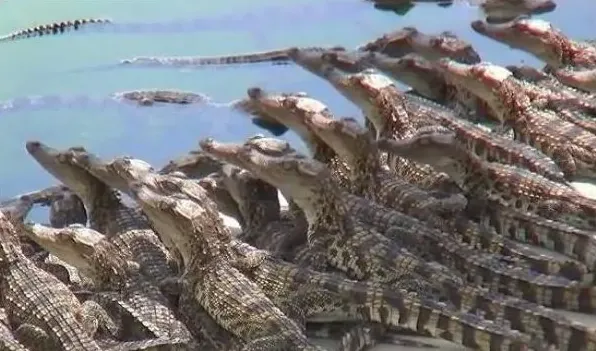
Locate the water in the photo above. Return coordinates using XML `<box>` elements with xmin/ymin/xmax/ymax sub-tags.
<box><xmin>1</xmin><ymin>0</ymin><xmax>595</xmax><ymax>349</ymax></box>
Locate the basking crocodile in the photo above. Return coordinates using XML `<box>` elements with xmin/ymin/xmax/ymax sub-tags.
<box><xmin>376</xmin><ymin>128</ymin><xmax>596</xmax><ymax>271</ymax></box>
<box><xmin>479</xmin><ymin>0</ymin><xmax>556</xmax><ymax>23</ymax></box>
<box><xmin>118</xmin><ymin>26</ymin><xmax>480</xmax><ymax>68</ymax></box>
<box><xmin>507</xmin><ymin>64</ymin><xmax>596</xmax><ymax>101</ymax></box>
<box><xmin>0</xmin><ymin>211</ymin><xmax>109</xmax><ymax>351</ymax></box>
<box><xmin>158</xmin><ymin>149</ymin><xmax>224</xmax><ymax>177</ymax></box>
<box><xmin>437</xmin><ymin>59</ymin><xmax>596</xmax><ymax>181</ymax></box>
<box><xmin>0</xmin><ymin>90</ymin><xmax>213</xmax><ymax>116</ymax></box>
<box><xmin>471</xmin><ymin>17</ymin><xmax>596</xmax><ymax>70</ymax></box>
<box><xmin>553</xmin><ymin>67</ymin><xmax>596</xmax><ymax>93</ymax></box>
<box><xmin>129</xmin><ymin>175</ymin><xmax>538</xmax><ymax>351</ymax></box>
<box><xmin>23</xmin><ymin>223</ymin><xmax>193</xmax><ymax>346</ymax></box>
<box><xmin>301</xmin><ymin>111</ymin><xmax>588</xmax><ymax>279</ymax></box>
<box><xmin>0</xmin><ymin>18</ymin><xmax>110</xmax><ymax>43</ymax></box>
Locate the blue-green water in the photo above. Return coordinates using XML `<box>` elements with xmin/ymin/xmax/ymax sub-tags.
<box><xmin>0</xmin><ymin>0</ymin><xmax>594</xmax><ymax>208</ymax></box>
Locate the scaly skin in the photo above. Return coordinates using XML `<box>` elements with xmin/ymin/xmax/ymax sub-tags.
<box><xmin>471</xmin><ymin>18</ymin><xmax>596</xmax><ymax>69</ymax></box>
<box><xmin>507</xmin><ymin>64</ymin><xmax>596</xmax><ymax>100</ymax></box>
<box><xmin>22</xmin><ymin>223</ymin><xmax>193</xmax><ymax>345</ymax></box>
<box><xmin>479</xmin><ymin>0</ymin><xmax>556</xmax><ymax>23</ymax></box>
<box><xmin>158</xmin><ymin>148</ymin><xmax>223</xmax><ymax>177</ymax></box>
<box><xmin>0</xmin><ymin>212</ymin><xmax>104</xmax><ymax>351</ymax></box>
<box><xmin>357</xmin><ymin>26</ymin><xmax>481</xmax><ymax>64</ymax></box>
<box><xmin>302</xmin><ymin>111</ymin><xmax>590</xmax><ymax>280</ymax></box>
<box><xmin>119</xmin><ymin>26</ymin><xmax>480</xmax><ymax>69</ymax></box>
<box><xmin>436</xmin><ymin>59</ymin><xmax>596</xmax><ymax>181</ymax></box>
<box><xmin>126</xmin><ymin>183</ymin><xmax>323</xmax><ymax>350</ymax></box>
<box><xmin>120</xmin><ymin>46</ymin><xmax>347</xmax><ymax>68</ymax></box>
<box><xmin>377</xmin><ymin>130</ymin><xmax>596</xmax><ymax>284</ymax></box>
<box><xmin>363</xmin><ymin>52</ymin><xmax>497</xmax><ymax>122</ymax></box>
<box><xmin>200</xmin><ymin>135</ymin><xmax>596</xmax><ymax>350</ymax></box>
<box><xmin>0</xmin><ymin>19</ymin><xmax>111</xmax><ymax>43</ymax></box>
<box><xmin>130</xmin><ymin>173</ymin><xmax>538</xmax><ymax>351</ymax></box>
<box><xmin>311</xmin><ymin>64</ymin><xmax>461</xmax><ymax>193</ymax></box>
<box><xmin>234</xmin><ymin>86</ymin><xmax>467</xmax><ymax>215</ymax></box>
<box><xmin>553</xmin><ymin>67</ymin><xmax>596</xmax><ymax>93</ymax></box>
<box><xmin>26</xmin><ymin>142</ymin><xmax>176</xmax><ymax>283</ymax></box>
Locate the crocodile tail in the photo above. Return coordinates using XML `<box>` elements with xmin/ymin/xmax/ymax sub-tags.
<box><xmin>0</xmin><ymin>19</ymin><xmax>111</xmax><ymax>43</ymax></box>
<box><xmin>119</xmin><ymin>48</ymin><xmax>296</xmax><ymax>67</ymax></box>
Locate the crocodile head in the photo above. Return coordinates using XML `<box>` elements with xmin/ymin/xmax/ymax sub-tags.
<box><xmin>287</xmin><ymin>47</ymin><xmax>365</xmax><ymax>77</ymax></box>
<box><xmin>128</xmin><ymin>182</ymin><xmax>229</xmax><ymax>265</ymax></box>
<box><xmin>376</xmin><ymin>129</ymin><xmax>464</xmax><ymax>182</ymax></box>
<box><xmin>370</xmin><ymin>53</ymin><xmax>447</xmax><ymax>101</ymax></box>
<box><xmin>470</xmin><ymin>18</ymin><xmax>566</xmax><ymax>68</ymax></box>
<box><xmin>303</xmin><ymin>115</ymin><xmax>373</xmax><ymax>167</ymax></box>
<box><xmin>237</xmin><ymin>87</ymin><xmax>328</xmax><ymax>153</ymax></box>
<box><xmin>200</xmin><ymin>136</ymin><xmax>329</xmax><ymax>221</ymax></box>
<box><xmin>158</xmin><ymin>150</ymin><xmax>223</xmax><ymax>177</ymax></box>
<box><xmin>358</xmin><ymin>27</ymin><xmax>480</xmax><ymax>64</ymax></box>
<box><xmin>197</xmin><ymin>173</ymin><xmax>245</xmax><ymax>228</ymax></box>
<box><xmin>552</xmin><ymin>68</ymin><xmax>596</xmax><ymax>93</ymax></box>
<box><xmin>506</xmin><ymin>64</ymin><xmax>550</xmax><ymax>82</ymax></box>
<box><xmin>23</xmin><ymin>223</ymin><xmax>105</xmax><ymax>278</ymax></box>
<box><xmin>480</xmin><ymin>0</ymin><xmax>556</xmax><ymax>23</ymax></box>
<box><xmin>219</xmin><ymin>164</ymin><xmax>281</xmax><ymax>228</ymax></box>
<box><xmin>436</xmin><ymin>59</ymin><xmax>514</xmax><ymax>116</ymax></box>
<box><xmin>322</xmin><ymin>68</ymin><xmax>400</xmax><ymax>136</ymax></box>
<box><xmin>26</xmin><ymin>141</ymin><xmax>106</xmax><ymax>210</ymax></box>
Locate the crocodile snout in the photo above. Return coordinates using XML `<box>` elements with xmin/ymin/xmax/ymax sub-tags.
<box><xmin>470</xmin><ymin>20</ymin><xmax>487</xmax><ymax>34</ymax></box>
<box><xmin>25</xmin><ymin>141</ymin><xmax>42</xmax><ymax>153</ymax></box>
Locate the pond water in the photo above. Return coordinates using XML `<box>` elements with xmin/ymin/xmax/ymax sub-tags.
<box><xmin>0</xmin><ymin>1</ymin><xmax>595</xmax><ymax>348</ymax></box>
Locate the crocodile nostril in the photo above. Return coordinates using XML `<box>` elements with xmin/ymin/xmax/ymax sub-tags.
<box><xmin>25</xmin><ymin>141</ymin><xmax>42</xmax><ymax>152</ymax></box>
<box><xmin>247</xmin><ymin>87</ymin><xmax>263</xmax><ymax>99</ymax></box>
<box><xmin>470</xmin><ymin>20</ymin><xmax>485</xmax><ymax>33</ymax></box>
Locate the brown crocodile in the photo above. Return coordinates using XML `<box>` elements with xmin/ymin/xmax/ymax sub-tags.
<box><xmin>436</xmin><ymin>59</ymin><xmax>596</xmax><ymax>181</ymax></box>
<box><xmin>128</xmin><ymin>166</ymin><xmax>542</xmax><ymax>351</ymax></box>
<box><xmin>471</xmin><ymin>17</ymin><xmax>596</xmax><ymax>69</ymax></box>
<box><xmin>507</xmin><ymin>64</ymin><xmax>596</xmax><ymax>102</ymax></box>
<box><xmin>553</xmin><ymin>67</ymin><xmax>596</xmax><ymax>93</ymax></box>
<box><xmin>0</xmin><ymin>19</ymin><xmax>111</xmax><ymax>43</ymax></box>
<box><xmin>200</xmin><ymin>135</ymin><xmax>596</xmax><ymax>349</ymax></box>
<box><xmin>376</xmin><ymin>128</ymin><xmax>596</xmax><ymax>267</ymax></box>
<box><xmin>479</xmin><ymin>0</ymin><xmax>556</xmax><ymax>23</ymax></box>
<box><xmin>119</xmin><ymin>26</ymin><xmax>480</xmax><ymax>68</ymax></box>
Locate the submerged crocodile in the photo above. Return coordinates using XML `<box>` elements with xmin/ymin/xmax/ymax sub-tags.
<box><xmin>0</xmin><ymin>90</ymin><xmax>214</xmax><ymax>116</ymax></box>
<box><xmin>471</xmin><ymin>17</ymin><xmax>596</xmax><ymax>70</ymax></box>
<box><xmin>0</xmin><ymin>18</ymin><xmax>111</xmax><ymax>43</ymax></box>
<box><xmin>479</xmin><ymin>0</ymin><xmax>556</xmax><ymax>23</ymax></box>
<box><xmin>118</xmin><ymin>26</ymin><xmax>480</xmax><ymax>68</ymax></box>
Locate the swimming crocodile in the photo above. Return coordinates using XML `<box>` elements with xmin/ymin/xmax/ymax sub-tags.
<box><xmin>118</xmin><ymin>26</ymin><xmax>480</xmax><ymax>69</ymax></box>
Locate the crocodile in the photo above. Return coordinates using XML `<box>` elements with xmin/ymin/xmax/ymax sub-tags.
<box><xmin>0</xmin><ymin>18</ymin><xmax>111</xmax><ymax>43</ymax></box>
<box><xmin>552</xmin><ymin>67</ymin><xmax>596</xmax><ymax>93</ymax></box>
<box><xmin>23</xmin><ymin>223</ymin><xmax>193</xmax><ymax>346</ymax></box>
<box><xmin>0</xmin><ymin>211</ymin><xmax>110</xmax><ymax>351</ymax></box>
<box><xmin>303</xmin><ymin>58</ymin><xmax>567</xmax><ymax>183</ymax></box>
<box><xmin>125</xmin><ymin>182</ymin><xmax>325</xmax><ymax>350</ymax></box>
<box><xmin>479</xmin><ymin>0</ymin><xmax>556</xmax><ymax>23</ymax></box>
<box><xmin>507</xmin><ymin>64</ymin><xmax>596</xmax><ymax>102</ymax></box>
<box><xmin>302</xmin><ymin>111</ymin><xmax>588</xmax><ymax>278</ymax></box>
<box><xmin>436</xmin><ymin>59</ymin><xmax>596</xmax><ymax>181</ymax></box>
<box><xmin>119</xmin><ymin>26</ymin><xmax>480</xmax><ymax>68</ymax></box>
<box><xmin>303</xmin><ymin>65</ymin><xmax>462</xmax><ymax>193</ymax></box>
<box><xmin>236</xmin><ymin>86</ymin><xmax>469</xmax><ymax>214</ymax></box>
<box><xmin>158</xmin><ymin>149</ymin><xmax>224</xmax><ymax>177</ymax></box>
<box><xmin>376</xmin><ymin>129</ymin><xmax>596</xmax><ymax>270</ymax></box>
<box><xmin>0</xmin><ymin>90</ymin><xmax>213</xmax><ymax>116</ymax></box>
<box><xmin>129</xmin><ymin>176</ymin><xmax>539</xmax><ymax>351</ymax></box>
<box><xmin>199</xmin><ymin>135</ymin><xmax>596</xmax><ymax>349</ymax></box>
<box><xmin>471</xmin><ymin>17</ymin><xmax>596</xmax><ymax>70</ymax></box>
